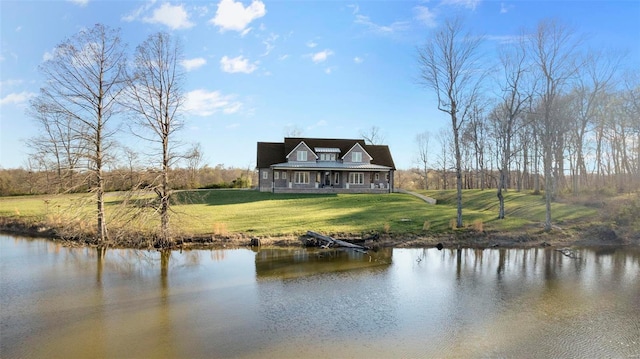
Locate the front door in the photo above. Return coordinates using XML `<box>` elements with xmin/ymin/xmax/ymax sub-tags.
<box><xmin>324</xmin><ymin>172</ymin><xmax>331</xmax><ymax>186</ymax></box>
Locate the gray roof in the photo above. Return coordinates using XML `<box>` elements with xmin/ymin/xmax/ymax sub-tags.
<box><xmin>314</xmin><ymin>147</ymin><xmax>341</xmax><ymax>153</ymax></box>
<box><xmin>257</xmin><ymin>137</ymin><xmax>396</xmax><ymax>170</ymax></box>
<box><xmin>271</xmin><ymin>162</ymin><xmax>392</xmax><ymax>171</ymax></box>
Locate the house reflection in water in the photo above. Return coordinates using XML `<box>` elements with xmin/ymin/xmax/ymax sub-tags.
<box><xmin>254</xmin><ymin>248</ymin><xmax>393</xmax><ymax>279</ymax></box>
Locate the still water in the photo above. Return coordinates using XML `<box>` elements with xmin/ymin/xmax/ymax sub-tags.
<box><xmin>1</xmin><ymin>235</ymin><xmax>639</xmax><ymax>358</ymax></box>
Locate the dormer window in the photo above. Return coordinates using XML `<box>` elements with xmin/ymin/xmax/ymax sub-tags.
<box><xmin>297</xmin><ymin>150</ymin><xmax>307</xmax><ymax>161</ymax></box>
<box><xmin>352</xmin><ymin>152</ymin><xmax>362</xmax><ymax>162</ymax></box>
<box><xmin>319</xmin><ymin>153</ymin><xmax>336</xmax><ymax>161</ymax></box>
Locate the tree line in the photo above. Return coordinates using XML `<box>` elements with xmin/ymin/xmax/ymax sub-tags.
<box><xmin>414</xmin><ymin>17</ymin><xmax>638</xmax><ymax>231</ymax></box>
<box><xmin>0</xmin><ymin>164</ymin><xmax>256</xmax><ymax>197</ymax></box>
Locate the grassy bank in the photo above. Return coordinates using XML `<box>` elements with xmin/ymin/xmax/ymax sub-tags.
<box><xmin>0</xmin><ymin>189</ymin><xmax>637</xmax><ymax>248</ymax></box>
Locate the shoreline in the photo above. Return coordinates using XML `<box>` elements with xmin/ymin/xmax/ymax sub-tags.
<box><xmin>1</xmin><ymin>217</ymin><xmax>636</xmax><ymax>251</ymax></box>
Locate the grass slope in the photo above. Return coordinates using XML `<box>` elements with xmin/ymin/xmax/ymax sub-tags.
<box><xmin>1</xmin><ymin>189</ymin><xmax>602</xmax><ymax>240</ymax></box>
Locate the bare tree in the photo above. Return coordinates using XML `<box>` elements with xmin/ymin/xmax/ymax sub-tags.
<box><xmin>436</xmin><ymin>128</ymin><xmax>453</xmax><ymax>190</ymax></box>
<box><xmin>414</xmin><ymin>131</ymin><xmax>431</xmax><ymax>189</ymax></box>
<box><xmin>126</xmin><ymin>32</ymin><xmax>185</xmax><ymax>246</ymax></box>
<box><xmin>528</xmin><ymin>19</ymin><xmax>582</xmax><ymax>231</ymax></box>
<box><xmin>418</xmin><ymin>17</ymin><xmax>485</xmax><ymax>228</ymax></box>
<box><xmin>27</xmin><ymin>96</ymin><xmax>91</xmax><ymax>193</ymax></box>
<box><xmin>463</xmin><ymin>105</ymin><xmax>489</xmax><ymax>190</ymax></box>
<box><xmin>33</xmin><ymin>24</ymin><xmax>127</xmax><ymax>242</ymax></box>
<box><xmin>569</xmin><ymin>50</ymin><xmax>620</xmax><ymax>193</ymax></box>
<box><xmin>492</xmin><ymin>36</ymin><xmax>533</xmax><ymax>219</ymax></box>
<box><xmin>360</xmin><ymin>126</ymin><xmax>386</xmax><ymax>145</ymax></box>
<box><xmin>284</xmin><ymin>125</ymin><xmax>304</xmax><ymax>137</ymax></box>
<box><xmin>185</xmin><ymin>143</ymin><xmax>205</xmax><ymax>188</ymax></box>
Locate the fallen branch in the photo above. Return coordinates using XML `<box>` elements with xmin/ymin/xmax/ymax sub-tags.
<box><xmin>305</xmin><ymin>231</ymin><xmax>368</xmax><ymax>252</ymax></box>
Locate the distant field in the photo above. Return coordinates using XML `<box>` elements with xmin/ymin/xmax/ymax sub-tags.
<box><xmin>0</xmin><ymin>189</ymin><xmax>601</xmax><ymax>238</ymax></box>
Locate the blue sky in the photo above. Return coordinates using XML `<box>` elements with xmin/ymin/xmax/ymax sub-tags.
<box><xmin>1</xmin><ymin>0</ymin><xmax>639</xmax><ymax>170</ymax></box>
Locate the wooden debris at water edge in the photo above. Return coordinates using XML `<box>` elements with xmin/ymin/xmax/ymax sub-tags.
<box><xmin>302</xmin><ymin>231</ymin><xmax>369</xmax><ymax>252</ymax></box>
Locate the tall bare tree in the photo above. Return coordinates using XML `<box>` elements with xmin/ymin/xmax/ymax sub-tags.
<box><xmin>414</xmin><ymin>131</ymin><xmax>432</xmax><ymax>190</ymax></box>
<box><xmin>492</xmin><ymin>36</ymin><xmax>533</xmax><ymax>219</ymax></box>
<box><xmin>567</xmin><ymin>50</ymin><xmax>620</xmax><ymax>194</ymax></box>
<box><xmin>33</xmin><ymin>24</ymin><xmax>127</xmax><ymax>242</ymax></box>
<box><xmin>126</xmin><ymin>32</ymin><xmax>184</xmax><ymax>247</ymax></box>
<box><xmin>528</xmin><ymin>19</ymin><xmax>582</xmax><ymax>231</ymax></box>
<box><xmin>418</xmin><ymin>17</ymin><xmax>485</xmax><ymax>228</ymax></box>
<box><xmin>436</xmin><ymin>128</ymin><xmax>453</xmax><ymax>190</ymax></box>
<box><xmin>360</xmin><ymin>126</ymin><xmax>386</xmax><ymax>145</ymax></box>
<box><xmin>185</xmin><ymin>143</ymin><xmax>205</xmax><ymax>188</ymax></box>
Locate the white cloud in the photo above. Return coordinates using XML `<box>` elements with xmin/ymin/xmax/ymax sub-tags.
<box><xmin>441</xmin><ymin>0</ymin><xmax>480</xmax><ymax>10</ymax></box>
<box><xmin>0</xmin><ymin>91</ymin><xmax>35</xmax><ymax>106</ymax></box>
<box><xmin>181</xmin><ymin>57</ymin><xmax>207</xmax><ymax>71</ymax></box>
<box><xmin>306</xmin><ymin>41</ymin><xmax>317</xmax><ymax>48</ymax></box>
<box><xmin>487</xmin><ymin>35</ymin><xmax>522</xmax><ymax>44</ymax></box>
<box><xmin>0</xmin><ymin>79</ymin><xmax>24</xmax><ymax>89</ymax></box>
<box><xmin>210</xmin><ymin>0</ymin><xmax>266</xmax><ymax>33</ymax></box>
<box><xmin>354</xmin><ymin>56</ymin><xmax>363</xmax><ymax>64</ymax></box>
<box><xmin>355</xmin><ymin>14</ymin><xmax>409</xmax><ymax>34</ymax></box>
<box><xmin>42</xmin><ymin>48</ymin><xmax>58</xmax><ymax>62</ymax></box>
<box><xmin>68</xmin><ymin>0</ymin><xmax>88</xmax><ymax>6</ymax></box>
<box><xmin>184</xmin><ymin>89</ymin><xmax>242</xmax><ymax>116</ymax></box>
<box><xmin>122</xmin><ymin>0</ymin><xmax>157</xmax><ymax>22</ymax></box>
<box><xmin>223</xmin><ymin>102</ymin><xmax>242</xmax><ymax>114</ymax></box>
<box><xmin>414</xmin><ymin>6</ymin><xmax>437</xmax><ymax>28</ymax></box>
<box><xmin>311</xmin><ymin>49</ymin><xmax>333</xmax><ymax>63</ymax></box>
<box><xmin>220</xmin><ymin>55</ymin><xmax>258</xmax><ymax>73</ymax></box>
<box><xmin>347</xmin><ymin>4</ymin><xmax>359</xmax><ymax>14</ymax></box>
<box><xmin>500</xmin><ymin>2</ymin><xmax>514</xmax><ymax>14</ymax></box>
<box><xmin>144</xmin><ymin>3</ymin><xmax>194</xmax><ymax>30</ymax></box>
<box><xmin>278</xmin><ymin>54</ymin><xmax>289</xmax><ymax>61</ymax></box>
<box><xmin>261</xmin><ymin>33</ymin><xmax>278</xmax><ymax>56</ymax></box>
<box><xmin>324</xmin><ymin>67</ymin><xmax>336</xmax><ymax>75</ymax></box>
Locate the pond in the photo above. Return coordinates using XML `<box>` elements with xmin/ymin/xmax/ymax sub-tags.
<box><xmin>1</xmin><ymin>234</ymin><xmax>639</xmax><ymax>358</ymax></box>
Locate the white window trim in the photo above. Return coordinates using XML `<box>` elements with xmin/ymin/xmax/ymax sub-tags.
<box><xmin>349</xmin><ymin>172</ymin><xmax>364</xmax><ymax>185</ymax></box>
<box><xmin>274</xmin><ymin>171</ymin><xmax>279</xmax><ymax>180</ymax></box>
<box><xmin>262</xmin><ymin>170</ymin><xmax>268</xmax><ymax>180</ymax></box>
<box><xmin>294</xmin><ymin>171</ymin><xmax>310</xmax><ymax>184</ymax></box>
<box><xmin>297</xmin><ymin>150</ymin><xmax>307</xmax><ymax>161</ymax></box>
<box><xmin>352</xmin><ymin>152</ymin><xmax>362</xmax><ymax>162</ymax></box>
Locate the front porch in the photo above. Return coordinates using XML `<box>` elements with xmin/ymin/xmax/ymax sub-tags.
<box><xmin>272</xmin><ymin>187</ymin><xmax>392</xmax><ymax>194</ymax></box>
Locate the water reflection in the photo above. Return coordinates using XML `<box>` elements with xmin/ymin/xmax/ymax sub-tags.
<box><xmin>254</xmin><ymin>247</ymin><xmax>393</xmax><ymax>279</ymax></box>
<box><xmin>1</xmin><ymin>235</ymin><xmax>639</xmax><ymax>359</ymax></box>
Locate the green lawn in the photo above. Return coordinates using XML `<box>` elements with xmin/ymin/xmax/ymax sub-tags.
<box><xmin>0</xmin><ymin>188</ymin><xmax>601</xmax><ymax>238</ymax></box>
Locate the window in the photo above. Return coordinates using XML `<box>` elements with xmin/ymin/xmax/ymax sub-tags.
<box><xmin>320</xmin><ymin>153</ymin><xmax>336</xmax><ymax>161</ymax></box>
<box><xmin>349</xmin><ymin>172</ymin><xmax>364</xmax><ymax>184</ymax></box>
<box><xmin>294</xmin><ymin>172</ymin><xmax>310</xmax><ymax>184</ymax></box>
<box><xmin>274</xmin><ymin>171</ymin><xmax>279</xmax><ymax>180</ymax></box>
<box><xmin>385</xmin><ymin>173</ymin><xmax>389</xmax><ymax>181</ymax></box>
<box><xmin>352</xmin><ymin>152</ymin><xmax>362</xmax><ymax>162</ymax></box>
<box><xmin>335</xmin><ymin>173</ymin><xmax>340</xmax><ymax>184</ymax></box>
<box><xmin>297</xmin><ymin>150</ymin><xmax>307</xmax><ymax>161</ymax></box>
<box><xmin>283</xmin><ymin>172</ymin><xmax>287</xmax><ymax>180</ymax></box>
<box><xmin>375</xmin><ymin>173</ymin><xmax>379</xmax><ymax>181</ymax></box>
<box><xmin>262</xmin><ymin>170</ymin><xmax>268</xmax><ymax>179</ymax></box>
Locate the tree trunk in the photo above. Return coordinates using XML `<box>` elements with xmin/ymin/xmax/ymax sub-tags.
<box><xmin>454</xmin><ymin>115</ymin><xmax>463</xmax><ymax>228</ymax></box>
